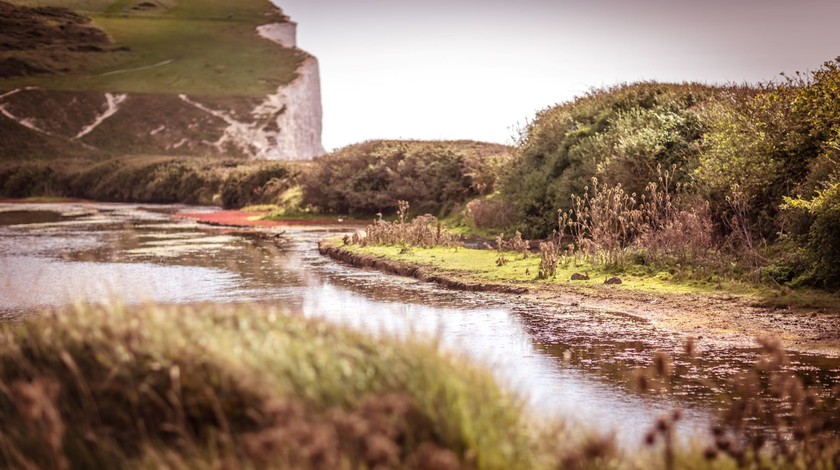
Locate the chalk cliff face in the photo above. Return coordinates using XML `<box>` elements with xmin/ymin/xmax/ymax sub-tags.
<box><xmin>0</xmin><ymin>1</ymin><xmax>325</xmax><ymax>161</ymax></box>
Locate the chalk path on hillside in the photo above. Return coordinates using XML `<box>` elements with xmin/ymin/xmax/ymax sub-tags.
<box><xmin>97</xmin><ymin>59</ymin><xmax>174</xmax><ymax>77</ymax></box>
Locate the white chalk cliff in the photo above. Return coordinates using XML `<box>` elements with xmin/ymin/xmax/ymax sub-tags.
<box><xmin>177</xmin><ymin>20</ymin><xmax>325</xmax><ymax>160</ymax></box>
<box><xmin>255</xmin><ymin>22</ymin><xmax>326</xmax><ymax>160</ymax></box>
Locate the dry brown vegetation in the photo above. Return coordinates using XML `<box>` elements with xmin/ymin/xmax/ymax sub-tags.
<box><xmin>636</xmin><ymin>338</ymin><xmax>840</xmax><ymax>470</ymax></box>
<box><xmin>526</xmin><ymin>165</ymin><xmax>720</xmax><ymax>282</ymax></box>
<box><xmin>348</xmin><ymin>200</ymin><xmax>461</xmax><ymax>249</ymax></box>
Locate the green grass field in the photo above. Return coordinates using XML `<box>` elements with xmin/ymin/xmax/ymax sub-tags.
<box><xmin>2</xmin><ymin>0</ymin><xmax>302</xmax><ymax>96</ymax></box>
<box><xmin>336</xmin><ymin>241</ymin><xmax>840</xmax><ymax>309</ymax></box>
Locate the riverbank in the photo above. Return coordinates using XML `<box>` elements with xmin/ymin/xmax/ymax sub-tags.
<box><xmin>320</xmin><ymin>240</ymin><xmax>840</xmax><ymax>357</ymax></box>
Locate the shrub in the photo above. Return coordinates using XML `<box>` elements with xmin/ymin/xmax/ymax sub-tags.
<box><xmin>0</xmin><ymin>158</ymin><xmax>300</xmax><ymax>209</ymax></box>
<box><xmin>501</xmin><ymin>82</ymin><xmax>725</xmax><ymax>238</ymax></box>
<box><xmin>66</xmin><ymin>158</ymin><xmax>223</xmax><ymax>204</ymax></box>
<box><xmin>697</xmin><ymin>58</ymin><xmax>840</xmax><ymax>241</ymax></box>
<box><xmin>464</xmin><ymin>195</ymin><xmax>516</xmax><ymax>230</ymax></box>
<box><xmin>301</xmin><ymin>140</ymin><xmax>512</xmax><ymax>217</ymax></box>
<box><xmin>558</xmin><ymin>166</ymin><xmax>715</xmax><ymax>268</ymax></box>
<box><xmin>782</xmin><ymin>182</ymin><xmax>840</xmax><ymax>288</ymax></box>
<box><xmin>219</xmin><ymin>162</ymin><xmax>294</xmax><ymax>209</ymax></box>
<box><xmin>352</xmin><ymin>201</ymin><xmax>461</xmax><ymax>248</ymax></box>
<box><xmin>0</xmin><ymin>163</ymin><xmax>58</xmax><ymax>198</ymax></box>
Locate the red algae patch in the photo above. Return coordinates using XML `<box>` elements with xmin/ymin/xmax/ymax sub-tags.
<box><xmin>176</xmin><ymin>210</ymin><xmax>346</xmax><ymax>228</ymax></box>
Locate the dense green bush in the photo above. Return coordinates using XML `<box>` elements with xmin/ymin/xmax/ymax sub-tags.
<box><xmin>301</xmin><ymin>140</ymin><xmax>512</xmax><ymax>216</ymax></box>
<box><xmin>0</xmin><ymin>163</ymin><xmax>56</xmax><ymax>198</ymax></box>
<box><xmin>66</xmin><ymin>157</ymin><xmax>223</xmax><ymax>204</ymax></box>
<box><xmin>219</xmin><ymin>162</ymin><xmax>295</xmax><ymax>209</ymax></box>
<box><xmin>501</xmin><ymin>82</ymin><xmax>724</xmax><ymax>238</ymax></box>
<box><xmin>696</xmin><ymin>65</ymin><xmax>838</xmax><ymax>238</ymax></box>
<box><xmin>497</xmin><ymin>61</ymin><xmax>840</xmax><ymax>289</ymax></box>
<box><xmin>0</xmin><ymin>158</ymin><xmax>299</xmax><ymax>208</ymax></box>
<box><xmin>783</xmin><ymin>182</ymin><xmax>840</xmax><ymax>288</ymax></box>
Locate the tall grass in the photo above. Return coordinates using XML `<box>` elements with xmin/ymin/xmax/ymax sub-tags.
<box><xmin>0</xmin><ymin>303</ymin><xmax>540</xmax><ymax>469</ymax></box>
<box><xmin>350</xmin><ymin>201</ymin><xmax>461</xmax><ymax>249</ymax></box>
<box><xmin>1</xmin><ymin>303</ymin><xmax>836</xmax><ymax>468</ymax></box>
<box><xmin>545</xmin><ymin>165</ymin><xmax>715</xmax><ymax>273</ymax></box>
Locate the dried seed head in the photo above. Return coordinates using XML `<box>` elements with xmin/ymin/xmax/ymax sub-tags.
<box><xmin>636</xmin><ymin>374</ymin><xmax>649</xmax><ymax>392</ymax></box>
<box><xmin>684</xmin><ymin>338</ymin><xmax>696</xmax><ymax>357</ymax></box>
<box><xmin>671</xmin><ymin>410</ymin><xmax>682</xmax><ymax>422</ymax></box>
<box><xmin>653</xmin><ymin>352</ymin><xmax>671</xmax><ymax>377</ymax></box>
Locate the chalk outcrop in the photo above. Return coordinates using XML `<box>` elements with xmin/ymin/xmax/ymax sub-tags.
<box><xmin>171</xmin><ymin>22</ymin><xmax>325</xmax><ymax>160</ymax></box>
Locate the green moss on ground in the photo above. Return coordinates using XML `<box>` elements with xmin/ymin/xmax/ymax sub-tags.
<box><xmin>336</xmin><ymin>241</ymin><xmax>840</xmax><ymax>310</ymax></box>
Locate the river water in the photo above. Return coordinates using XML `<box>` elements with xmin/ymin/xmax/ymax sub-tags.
<box><xmin>2</xmin><ymin>202</ymin><xmax>838</xmax><ymax>447</ymax></box>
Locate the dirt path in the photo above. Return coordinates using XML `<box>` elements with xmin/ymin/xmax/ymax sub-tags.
<box><xmin>319</xmin><ymin>242</ymin><xmax>840</xmax><ymax>357</ymax></box>
<box><xmin>97</xmin><ymin>59</ymin><xmax>174</xmax><ymax>77</ymax></box>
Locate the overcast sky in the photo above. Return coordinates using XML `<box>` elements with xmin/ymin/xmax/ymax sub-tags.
<box><xmin>271</xmin><ymin>0</ymin><xmax>840</xmax><ymax>151</ymax></box>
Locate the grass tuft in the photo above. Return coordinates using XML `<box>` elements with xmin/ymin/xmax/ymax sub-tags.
<box><xmin>0</xmin><ymin>302</ymin><xmax>541</xmax><ymax>469</ymax></box>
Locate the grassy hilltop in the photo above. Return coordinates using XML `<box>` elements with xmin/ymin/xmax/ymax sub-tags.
<box><xmin>1</xmin><ymin>0</ymin><xmax>302</xmax><ymax>96</ymax></box>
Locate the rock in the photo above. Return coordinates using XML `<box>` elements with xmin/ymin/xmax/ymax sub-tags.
<box><xmin>570</xmin><ymin>272</ymin><xmax>589</xmax><ymax>281</ymax></box>
<box><xmin>604</xmin><ymin>276</ymin><xmax>622</xmax><ymax>285</ymax></box>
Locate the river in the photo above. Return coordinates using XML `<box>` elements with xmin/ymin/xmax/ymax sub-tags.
<box><xmin>2</xmin><ymin>202</ymin><xmax>838</xmax><ymax>447</ymax></box>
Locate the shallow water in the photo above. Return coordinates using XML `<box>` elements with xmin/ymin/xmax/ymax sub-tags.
<box><xmin>1</xmin><ymin>202</ymin><xmax>837</xmax><ymax>447</ymax></box>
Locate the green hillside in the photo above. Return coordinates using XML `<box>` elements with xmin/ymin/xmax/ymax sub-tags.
<box><xmin>0</xmin><ymin>0</ymin><xmax>302</xmax><ymax>96</ymax></box>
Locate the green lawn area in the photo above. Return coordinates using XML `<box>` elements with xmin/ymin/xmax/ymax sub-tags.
<box><xmin>342</xmin><ymin>242</ymin><xmax>726</xmax><ymax>294</ymax></box>
<box><xmin>338</xmin><ymin>241</ymin><xmax>840</xmax><ymax>308</ymax></box>
<box><xmin>2</xmin><ymin>0</ymin><xmax>301</xmax><ymax>96</ymax></box>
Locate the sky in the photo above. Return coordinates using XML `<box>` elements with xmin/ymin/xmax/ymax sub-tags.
<box><xmin>271</xmin><ymin>0</ymin><xmax>840</xmax><ymax>151</ymax></box>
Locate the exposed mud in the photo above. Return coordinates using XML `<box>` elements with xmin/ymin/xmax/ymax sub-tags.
<box><xmin>320</xmin><ymin>243</ymin><xmax>840</xmax><ymax>357</ymax></box>
<box><xmin>320</xmin><ymin>242</ymin><xmax>528</xmax><ymax>295</ymax></box>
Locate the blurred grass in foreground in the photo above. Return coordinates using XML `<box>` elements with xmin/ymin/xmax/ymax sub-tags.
<box><xmin>0</xmin><ymin>303</ymin><xmax>555</xmax><ymax>469</ymax></box>
<box><xmin>1</xmin><ymin>303</ymin><xmax>836</xmax><ymax>469</ymax></box>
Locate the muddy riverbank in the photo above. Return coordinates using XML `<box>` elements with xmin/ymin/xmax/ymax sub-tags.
<box><xmin>319</xmin><ymin>241</ymin><xmax>840</xmax><ymax>358</ymax></box>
